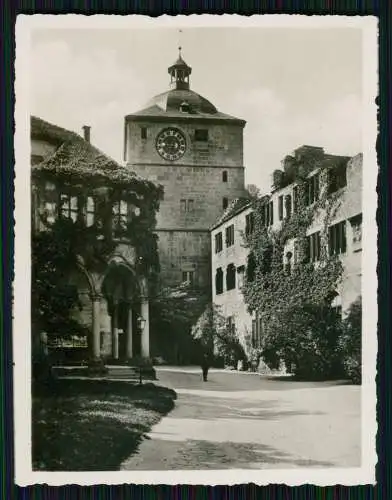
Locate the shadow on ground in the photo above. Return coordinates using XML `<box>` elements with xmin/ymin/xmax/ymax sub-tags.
<box><xmin>32</xmin><ymin>379</ymin><xmax>176</xmax><ymax>471</ymax></box>
<box><xmin>124</xmin><ymin>437</ymin><xmax>333</xmax><ymax>470</ymax></box>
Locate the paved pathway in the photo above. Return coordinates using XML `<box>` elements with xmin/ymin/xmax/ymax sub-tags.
<box><xmin>120</xmin><ymin>368</ymin><xmax>360</xmax><ymax>470</ymax></box>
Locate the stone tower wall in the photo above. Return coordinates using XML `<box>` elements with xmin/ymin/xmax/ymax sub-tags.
<box><xmin>125</xmin><ymin>117</ymin><xmax>246</xmax><ymax>292</ymax></box>
<box><xmin>125</xmin><ymin>120</ymin><xmax>244</xmax><ymax>167</ymax></box>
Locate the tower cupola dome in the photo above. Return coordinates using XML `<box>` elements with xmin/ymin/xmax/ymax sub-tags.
<box><xmin>168</xmin><ymin>47</ymin><xmax>192</xmax><ymax>90</ymax></box>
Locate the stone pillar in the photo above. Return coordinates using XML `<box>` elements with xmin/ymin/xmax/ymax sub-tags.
<box><xmin>100</xmin><ymin>299</ymin><xmax>112</xmax><ymax>357</ymax></box>
<box><xmin>141</xmin><ymin>299</ymin><xmax>150</xmax><ymax>358</ymax></box>
<box><xmin>91</xmin><ymin>294</ymin><xmax>101</xmax><ymax>359</ymax></box>
<box><xmin>126</xmin><ymin>305</ymin><xmax>133</xmax><ymax>360</ymax></box>
<box><xmin>112</xmin><ymin>302</ymin><xmax>119</xmax><ymax>360</ymax></box>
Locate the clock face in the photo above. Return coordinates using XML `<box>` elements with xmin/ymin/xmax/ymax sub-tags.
<box><xmin>156</xmin><ymin>128</ymin><xmax>187</xmax><ymax>161</ymax></box>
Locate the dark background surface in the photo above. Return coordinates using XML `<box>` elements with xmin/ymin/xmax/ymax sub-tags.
<box><xmin>1</xmin><ymin>0</ymin><xmax>390</xmax><ymax>498</ymax></box>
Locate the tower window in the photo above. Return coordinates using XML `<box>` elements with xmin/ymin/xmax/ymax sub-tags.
<box><xmin>180</xmin><ymin>199</ymin><xmax>194</xmax><ymax>212</ymax></box>
<box><xmin>195</xmin><ymin>129</ymin><xmax>208</xmax><ymax>141</ymax></box>
<box><xmin>141</xmin><ymin>127</ymin><xmax>147</xmax><ymax>139</ymax></box>
<box><xmin>180</xmin><ymin>101</ymin><xmax>191</xmax><ymax>113</ymax></box>
<box><xmin>182</xmin><ymin>270</ymin><xmax>195</xmax><ymax>286</ymax></box>
<box><xmin>222</xmin><ymin>170</ymin><xmax>228</xmax><ymax>183</ymax></box>
<box><xmin>223</xmin><ymin>197</ymin><xmax>229</xmax><ymax>210</ymax></box>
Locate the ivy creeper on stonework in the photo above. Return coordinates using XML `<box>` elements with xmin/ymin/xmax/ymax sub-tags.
<box><xmin>242</xmin><ymin>166</ymin><xmax>347</xmax><ymax>379</ymax></box>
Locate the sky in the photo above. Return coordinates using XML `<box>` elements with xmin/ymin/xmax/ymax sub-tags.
<box><xmin>31</xmin><ymin>27</ymin><xmax>363</xmax><ymax>193</ymax></box>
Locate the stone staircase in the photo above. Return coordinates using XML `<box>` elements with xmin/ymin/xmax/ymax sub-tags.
<box><xmin>52</xmin><ymin>364</ymin><xmax>156</xmax><ymax>382</ymax></box>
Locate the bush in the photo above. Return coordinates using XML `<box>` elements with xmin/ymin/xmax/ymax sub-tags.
<box><xmin>339</xmin><ymin>297</ymin><xmax>362</xmax><ymax>384</ymax></box>
<box><xmin>262</xmin><ymin>304</ymin><xmax>345</xmax><ymax>380</ymax></box>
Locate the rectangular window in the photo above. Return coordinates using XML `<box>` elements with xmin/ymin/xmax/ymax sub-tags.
<box><xmin>182</xmin><ymin>271</ymin><xmax>195</xmax><ymax>285</ymax></box>
<box><xmin>86</xmin><ymin>196</ymin><xmax>95</xmax><ymax>227</ymax></box>
<box><xmin>245</xmin><ymin>212</ymin><xmax>254</xmax><ymax>236</ymax></box>
<box><xmin>112</xmin><ymin>200</ymin><xmax>128</xmax><ymax>233</ymax></box>
<box><xmin>215</xmin><ymin>267</ymin><xmax>224</xmax><ymax>295</ymax></box>
<box><xmin>278</xmin><ymin>196</ymin><xmax>284</xmax><ymax>221</ymax></box>
<box><xmin>226</xmin><ymin>264</ymin><xmax>236</xmax><ymax>290</ymax></box>
<box><xmin>223</xmin><ymin>197</ymin><xmax>229</xmax><ymax>210</ymax></box>
<box><xmin>44</xmin><ymin>201</ymin><xmax>57</xmax><ymax>224</ymax></box>
<box><xmin>227</xmin><ymin>316</ymin><xmax>235</xmax><ymax>334</ymax></box>
<box><xmin>285</xmin><ymin>194</ymin><xmax>292</xmax><ymax>219</ymax></box>
<box><xmin>225</xmin><ymin>224</ymin><xmax>235</xmax><ymax>247</ymax></box>
<box><xmin>328</xmin><ymin>164</ymin><xmax>347</xmax><ymax>194</ymax></box>
<box><xmin>306</xmin><ymin>173</ymin><xmax>320</xmax><ymax>205</ymax></box>
<box><xmin>195</xmin><ymin>129</ymin><xmax>209</xmax><ymax>141</ymax></box>
<box><xmin>268</xmin><ymin>201</ymin><xmax>274</xmax><ymax>226</ymax></box>
<box><xmin>60</xmin><ymin>194</ymin><xmax>78</xmax><ymax>222</ymax></box>
<box><xmin>180</xmin><ymin>199</ymin><xmax>194</xmax><ymax>212</ymax></box>
<box><xmin>350</xmin><ymin>213</ymin><xmax>362</xmax><ymax>250</ymax></box>
<box><xmin>141</xmin><ymin>127</ymin><xmax>147</xmax><ymax>139</ymax></box>
<box><xmin>215</xmin><ymin>232</ymin><xmax>223</xmax><ymax>253</ymax></box>
<box><xmin>328</xmin><ymin>221</ymin><xmax>347</xmax><ymax>256</ymax></box>
<box><xmin>293</xmin><ymin>186</ymin><xmax>299</xmax><ymax>212</ymax></box>
<box><xmin>306</xmin><ymin>231</ymin><xmax>321</xmax><ymax>262</ymax></box>
<box><xmin>237</xmin><ymin>265</ymin><xmax>245</xmax><ymax>288</ymax></box>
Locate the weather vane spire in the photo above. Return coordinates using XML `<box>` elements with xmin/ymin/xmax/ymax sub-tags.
<box><xmin>178</xmin><ymin>29</ymin><xmax>182</xmax><ymax>56</ymax></box>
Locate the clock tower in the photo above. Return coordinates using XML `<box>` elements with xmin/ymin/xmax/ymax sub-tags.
<box><xmin>124</xmin><ymin>50</ymin><xmax>247</xmax><ymax>290</ymax></box>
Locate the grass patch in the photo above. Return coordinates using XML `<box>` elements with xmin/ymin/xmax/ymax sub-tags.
<box><xmin>32</xmin><ymin>379</ymin><xmax>176</xmax><ymax>471</ymax></box>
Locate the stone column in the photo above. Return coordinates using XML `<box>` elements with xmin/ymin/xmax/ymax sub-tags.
<box><xmin>126</xmin><ymin>305</ymin><xmax>133</xmax><ymax>360</ymax></box>
<box><xmin>100</xmin><ymin>298</ymin><xmax>112</xmax><ymax>357</ymax></box>
<box><xmin>91</xmin><ymin>294</ymin><xmax>101</xmax><ymax>359</ymax></box>
<box><xmin>112</xmin><ymin>302</ymin><xmax>119</xmax><ymax>360</ymax></box>
<box><xmin>141</xmin><ymin>299</ymin><xmax>150</xmax><ymax>358</ymax></box>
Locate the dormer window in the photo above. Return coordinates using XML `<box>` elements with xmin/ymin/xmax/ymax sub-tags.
<box><xmin>141</xmin><ymin>127</ymin><xmax>147</xmax><ymax>140</ymax></box>
<box><xmin>180</xmin><ymin>101</ymin><xmax>191</xmax><ymax>113</ymax></box>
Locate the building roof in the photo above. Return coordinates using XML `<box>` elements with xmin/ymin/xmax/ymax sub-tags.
<box><xmin>31</xmin><ymin>116</ymin><xmax>160</xmax><ymax>193</ymax></box>
<box><xmin>126</xmin><ymin>89</ymin><xmax>245</xmax><ymax>124</ymax></box>
<box><xmin>210</xmin><ymin>197</ymin><xmax>252</xmax><ymax>231</ymax></box>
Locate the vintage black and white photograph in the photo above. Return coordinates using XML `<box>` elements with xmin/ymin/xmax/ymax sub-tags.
<box><xmin>14</xmin><ymin>15</ymin><xmax>377</xmax><ymax>485</ymax></box>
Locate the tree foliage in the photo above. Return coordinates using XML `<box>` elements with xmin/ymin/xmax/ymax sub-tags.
<box><xmin>149</xmin><ymin>284</ymin><xmax>211</xmax><ymax>364</ymax></box>
<box><xmin>191</xmin><ymin>304</ymin><xmax>246</xmax><ymax>367</ymax></box>
<box><xmin>339</xmin><ymin>297</ymin><xmax>362</xmax><ymax>383</ymax></box>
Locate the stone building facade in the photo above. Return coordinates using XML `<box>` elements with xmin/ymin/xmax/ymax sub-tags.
<box><xmin>31</xmin><ymin>116</ymin><xmax>161</xmax><ymax>362</ymax></box>
<box><xmin>211</xmin><ymin>146</ymin><xmax>363</xmax><ymax>356</ymax></box>
<box><xmin>124</xmin><ymin>51</ymin><xmax>247</xmax><ymax>289</ymax></box>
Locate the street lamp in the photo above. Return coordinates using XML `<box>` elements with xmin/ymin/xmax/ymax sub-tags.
<box><xmin>137</xmin><ymin>316</ymin><xmax>146</xmax><ymax>332</ymax></box>
<box><xmin>137</xmin><ymin>316</ymin><xmax>146</xmax><ymax>384</ymax></box>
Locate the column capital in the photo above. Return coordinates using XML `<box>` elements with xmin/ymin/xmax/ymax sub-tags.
<box><xmin>90</xmin><ymin>292</ymin><xmax>103</xmax><ymax>302</ymax></box>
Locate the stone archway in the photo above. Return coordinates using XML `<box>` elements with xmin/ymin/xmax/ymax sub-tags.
<box><xmin>101</xmin><ymin>262</ymin><xmax>148</xmax><ymax>361</ymax></box>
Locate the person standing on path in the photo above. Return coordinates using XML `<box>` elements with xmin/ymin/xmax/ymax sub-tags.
<box><xmin>201</xmin><ymin>352</ymin><xmax>210</xmax><ymax>382</ymax></box>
